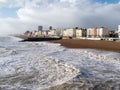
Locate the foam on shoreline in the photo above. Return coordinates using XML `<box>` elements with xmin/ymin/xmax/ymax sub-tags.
<box><xmin>0</xmin><ymin>36</ymin><xmax>120</xmax><ymax>90</ymax></box>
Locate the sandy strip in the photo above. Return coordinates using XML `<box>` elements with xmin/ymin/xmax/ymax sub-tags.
<box><xmin>16</xmin><ymin>35</ymin><xmax>120</xmax><ymax>52</ymax></box>
<box><xmin>50</xmin><ymin>39</ymin><xmax>120</xmax><ymax>52</ymax></box>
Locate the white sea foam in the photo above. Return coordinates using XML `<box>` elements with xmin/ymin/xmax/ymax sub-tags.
<box><xmin>0</xmin><ymin>36</ymin><xmax>120</xmax><ymax>90</ymax></box>
<box><xmin>0</xmin><ymin>36</ymin><xmax>79</xmax><ymax>90</ymax></box>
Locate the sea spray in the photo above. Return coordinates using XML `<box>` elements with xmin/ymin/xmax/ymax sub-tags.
<box><xmin>0</xmin><ymin>36</ymin><xmax>120</xmax><ymax>90</ymax></box>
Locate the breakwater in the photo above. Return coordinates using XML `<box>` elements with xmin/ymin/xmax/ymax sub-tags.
<box><xmin>22</xmin><ymin>37</ymin><xmax>62</xmax><ymax>42</ymax></box>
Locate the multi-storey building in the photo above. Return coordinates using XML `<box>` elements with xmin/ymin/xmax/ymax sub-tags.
<box><xmin>38</xmin><ymin>26</ymin><xmax>43</xmax><ymax>31</ymax></box>
<box><xmin>63</xmin><ymin>28</ymin><xmax>87</xmax><ymax>38</ymax></box>
<box><xmin>118</xmin><ymin>25</ymin><xmax>120</xmax><ymax>38</ymax></box>
<box><xmin>76</xmin><ymin>28</ymin><xmax>87</xmax><ymax>37</ymax></box>
<box><xmin>87</xmin><ymin>27</ymin><xmax>109</xmax><ymax>38</ymax></box>
<box><xmin>76</xmin><ymin>29</ymin><xmax>82</xmax><ymax>37</ymax></box>
<box><xmin>63</xmin><ymin>29</ymin><xmax>75</xmax><ymax>37</ymax></box>
<box><xmin>87</xmin><ymin>28</ymin><xmax>94</xmax><ymax>37</ymax></box>
<box><xmin>97</xmin><ymin>27</ymin><xmax>109</xmax><ymax>37</ymax></box>
<box><xmin>48</xmin><ymin>29</ymin><xmax>55</xmax><ymax>36</ymax></box>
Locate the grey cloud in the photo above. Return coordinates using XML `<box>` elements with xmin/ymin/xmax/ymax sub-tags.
<box><xmin>0</xmin><ymin>0</ymin><xmax>120</xmax><ymax>34</ymax></box>
<box><xmin>0</xmin><ymin>0</ymin><xmax>24</xmax><ymax>8</ymax></box>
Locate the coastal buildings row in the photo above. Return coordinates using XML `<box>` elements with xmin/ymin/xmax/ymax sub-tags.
<box><xmin>24</xmin><ymin>25</ymin><xmax>120</xmax><ymax>40</ymax></box>
<box><xmin>87</xmin><ymin>27</ymin><xmax>109</xmax><ymax>38</ymax></box>
<box><xmin>118</xmin><ymin>25</ymin><xmax>120</xmax><ymax>38</ymax></box>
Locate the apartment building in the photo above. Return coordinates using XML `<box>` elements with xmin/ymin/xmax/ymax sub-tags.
<box><xmin>87</xmin><ymin>28</ymin><xmax>94</xmax><ymax>37</ymax></box>
<box><xmin>118</xmin><ymin>25</ymin><xmax>120</xmax><ymax>38</ymax></box>
<box><xmin>48</xmin><ymin>30</ymin><xmax>55</xmax><ymax>36</ymax></box>
<box><xmin>87</xmin><ymin>27</ymin><xmax>109</xmax><ymax>38</ymax></box>
<box><xmin>63</xmin><ymin>29</ymin><xmax>75</xmax><ymax>37</ymax></box>
<box><xmin>97</xmin><ymin>27</ymin><xmax>109</xmax><ymax>37</ymax></box>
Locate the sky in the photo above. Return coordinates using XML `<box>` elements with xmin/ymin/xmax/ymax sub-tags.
<box><xmin>0</xmin><ymin>0</ymin><xmax>120</xmax><ymax>34</ymax></box>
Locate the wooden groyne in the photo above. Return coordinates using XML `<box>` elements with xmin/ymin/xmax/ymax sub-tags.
<box><xmin>22</xmin><ymin>37</ymin><xmax>62</xmax><ymax>42</ymax></box>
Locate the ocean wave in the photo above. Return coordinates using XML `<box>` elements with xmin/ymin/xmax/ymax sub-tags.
<box><xmin>0</xmin><ymin>47</ymin><xmax>18</xmax><ymax>56</ymax></box>
<box><xmin>0</xmin><ymin>53</ymin><xmax>79</xmax><ymax>90</ymax></box>
<box><xmin>0</xmin><ymin>36</ymin><xmax>120</xmax><ymax>90</ymax></box>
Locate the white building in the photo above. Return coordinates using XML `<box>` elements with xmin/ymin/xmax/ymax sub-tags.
<box><xmin>37</xmin><ymin>31</ymin><xmax>42</xmax><ymax>37</ymax></box>
<box><xmin>97</xmin><ymin>27</ymin><xmax>109</xmax><ymax>37</ymax></box>
<box><xmin>118</xmin><ymin>25</ymin><xmax>120</xmax><ymax>38</ymax></box>
<box><xmin>87</xmin><ymin>27</ymin><xmax>109</xmax><ymax>38</ymax></box>
<box><xmin>31</xmin><ymin>31</ymin><xmax>37</xmax><ymax>37</ymax></box>
<box><xmin>63</xmin><ymin>29</ymin><xmax>75</xmax><ymax>37</ymax></box>
<box><xmin>48</xmin><ymin>30</ymin><xmax>55</xmax><ymax>36</ymax></box>
<box><xmin>42</xmin><ymin>31</ymin><xmax>47</xmax><ymax>36</ymax></box>
<box><xmin>76</xmin><ymin>29</ymin><xmax>82</xmax><ymax>37</ymax></box>
<box><xmin>87</xmin><ymin>28</ymin><xmax>94</xmax><ymax>37</ymax></box>
<box><xmin>55</xmin><ymin>29</ymin><xmax>63</xmax><ymax>36</ymax></box>
<box><xmin>63</xmin><ymin>28</ymin><xmax>86</xmax><ymax>38</ymax></box>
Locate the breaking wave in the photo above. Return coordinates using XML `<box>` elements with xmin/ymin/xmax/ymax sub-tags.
<box><xmin>0</xmin><ymin>36</ymin><xmax>120</xmax><ymax>90</ymax></box>
<box><xmin>0</xmin><ymin>36</ymin><xmax>79</xmax><ymax>90</ymax></box>
<box><xmin>0</xmin><ymin>54</ymin><xmax>79</xmax><ymax>90</ymax></box>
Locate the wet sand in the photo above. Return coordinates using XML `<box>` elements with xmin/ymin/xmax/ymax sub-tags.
<box><xmin>50</xmin><ymin>39</ymin><xmax>120</xmax><ymax>52</ymax></box>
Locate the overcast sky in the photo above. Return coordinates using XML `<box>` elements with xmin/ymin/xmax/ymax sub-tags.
<box><xmin>0</xmin><ymin>0</ymin><xmax>120</xmax><ymax>34</ymax></box>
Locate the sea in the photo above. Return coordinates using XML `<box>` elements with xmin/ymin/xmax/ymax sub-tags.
<box><xmin>0</xmin><ymin>36</ymin><xmax>120</xmax><ymax>90</ymax></box>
